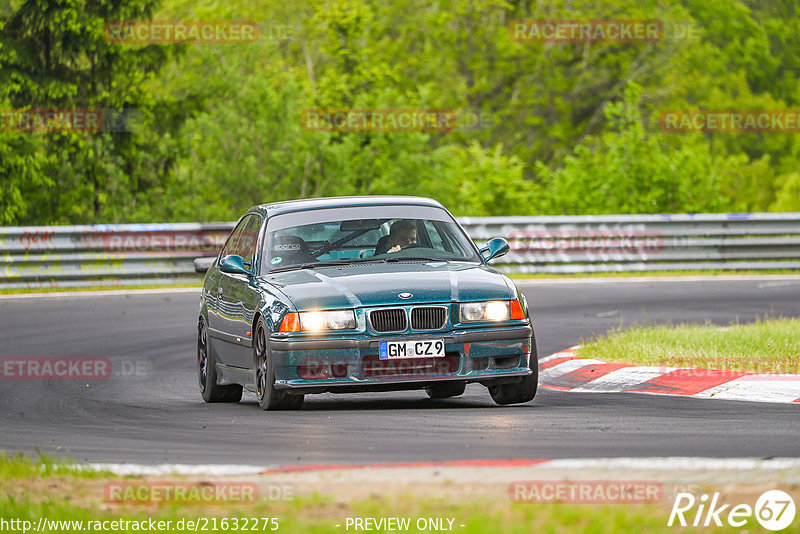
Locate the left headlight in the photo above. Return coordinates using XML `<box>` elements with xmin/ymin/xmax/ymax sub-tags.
<box><xmin>279</xmin><ymin>310</ymin><xmax>356</xmax><ymax>332</ymax></box>
<box><xmin>460</xmin><ymin>300</ymin><xmax>525</xmax><ymax>322</ymax></box>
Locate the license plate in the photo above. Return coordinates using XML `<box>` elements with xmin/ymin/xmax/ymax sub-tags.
<box><xmin>379</xmin><ymin>339</ymin><xmax>445</xmax><ymax>359</ymax></box>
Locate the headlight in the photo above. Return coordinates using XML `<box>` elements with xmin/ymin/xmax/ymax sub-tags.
<box><xmin>299</xmin><ymin>310</ymin><xmax>356</xmax><ymax>331</ymax></box>
<box><xmin>460</xmin><ymin>300</ymin><xmax>525</xmax><ymax>322</ymax></box>
<box><xmin>279</xmin><ymin>310</ymin><xmax>356</xmax><ymax>332</ymax></box>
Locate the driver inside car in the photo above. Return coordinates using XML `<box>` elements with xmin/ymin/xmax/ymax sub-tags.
<box><xmin>375</xmin><ymin>220</ymin><xmax>417</xmax><ymax>255</ymax></box>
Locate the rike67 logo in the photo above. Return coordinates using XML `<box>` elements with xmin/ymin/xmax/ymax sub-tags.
<box><xmin>668</xmin><ymin>490</ymin><xmax>796</xmax><ymax>531</ymax></box>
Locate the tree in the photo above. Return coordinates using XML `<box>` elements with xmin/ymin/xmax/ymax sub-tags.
<box><xmin>0</xmin><ymin>0</ymin><xmax>179</xmax><ymax>224</ymax></box>
<box><xmin>534</xmin><ymin>83</ymin><xmax>729</xmax><ymax>214</ymax></box>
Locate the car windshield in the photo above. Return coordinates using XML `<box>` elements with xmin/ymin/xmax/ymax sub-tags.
<box><xmin>261</xmin><ymin>205</ymin><xmax>482</xmax><ymax>272</ymax></box>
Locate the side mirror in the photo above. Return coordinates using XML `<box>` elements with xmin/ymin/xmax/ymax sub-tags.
<box><xmin>480</xmin><ymin>237</ymin><xmax>510</xmax><ymax>263</ymax></box>
<box><xmin>193</xmin><ymin>257</ymin><xmax>215</xmax><ymax>273</ymax></box>
<box><xmin>219</xmin><ymin>254</ymin><xmax>252</xmax><ymax>276</ymax></box>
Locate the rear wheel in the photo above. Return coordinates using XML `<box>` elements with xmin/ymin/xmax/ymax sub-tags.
<box><xmin>198</xmin><ymin>319</ymin><xmax>242</xmax><ymax>403</ymax></box>
<box><xmin>488</xmin><ymin>335</ymin><xmax>539</xmax><ymax>406</ymax></box>
<box><xmin>254</xmin><ymin>318</ymin><xmax>303</xmax><ymax>411</ymax></box>
<box><xmin>425</xmin><ymin>381</ymin><xmax>466</xmax><ymax>399</ymax></box>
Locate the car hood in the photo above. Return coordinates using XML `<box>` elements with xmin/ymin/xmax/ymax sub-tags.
<box><xmin>260</xmin><ymin>262</ymin><xmax>515</xmax><ymax>310</ymax></box>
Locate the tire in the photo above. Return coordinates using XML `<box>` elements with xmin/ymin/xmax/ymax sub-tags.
<box><xmin>198</xmin><ymin>319</ymin><xmax>243</xmax><ymax>403</ymax></box>
<box><xmin>253</xmin><ymin>318</ymin><xmax>303</xmax><ymax>411</ymax></box>
<box><xmin>425</xmin><ymin>381</ymin><xmax>466</xmax><ymax>399</ymax></box>
<box><xmin>488</xmin><ymin>334</ymin><xmax>539</xmax><ymax>406</ymax></box>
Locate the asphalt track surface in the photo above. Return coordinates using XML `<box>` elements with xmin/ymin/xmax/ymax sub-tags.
<box><xmin>1</xmin><ymin>277</ymin><xmax>799</xmax><ymax>465</ymax></box>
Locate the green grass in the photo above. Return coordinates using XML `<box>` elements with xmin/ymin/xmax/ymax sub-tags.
<box><xmin>0</xmin><ymin>454</ymin><xmax>779</xmax><ymax>533</ymax></box>
<box><xmin>0</xmin><ymin>495</ymin><xmax>707</xmax><ymax>534</ymax></box>
<box><xmin>0</xmin><ymin>452</ymin><xmax>111</xmax><ymax>479</ymax></box>
<box><xmin>578</xmin><ymin>318</ymin><xmax>800</xmax><ymax>374</ymax></box>
<box><xmin>0</xmin><ymin>479</ymin><xmax>736</xmax><ymax>534</ymax></box>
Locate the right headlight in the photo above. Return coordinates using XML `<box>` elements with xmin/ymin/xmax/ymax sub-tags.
<box><xmin>300</xmin><ymin>310</ymin><xmax>356</xmax><ymax>331</ymax></box>
<box><xmin>460</xmin><ymin>300</ymin><xmax>525</xmax><ymax>322</ymax></box>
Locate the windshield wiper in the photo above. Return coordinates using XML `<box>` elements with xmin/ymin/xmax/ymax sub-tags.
<box><xmin>269</xmin><ymin>258</ymin><xmax>391</xmax><ymax>273</ymax></box>
<box><xmin>350</xmin><ymin>257</ymin><xmax>388</xmax><ymax>264</ymax></box>
<box><xmin>386</xmin><ymin>256</ymin><xmax>447</xmax><ymax>262</ymax></box>
<box><xmin>299</xmin><ymin>260</ymin><xmax>349</xmax><ymax>269</ymax></box>
<box><xmin>266</xmin><ymin>261</ymin><xmax>348</xmax><ymax>273</ymax></box>
<box><xmin>299</xmin><ymin>258</ymin><xmax>389</xmax><ymax>269</ymax></box>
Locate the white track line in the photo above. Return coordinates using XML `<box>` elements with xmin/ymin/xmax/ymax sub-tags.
<box><xmin>545</xmin><ymin>457</ymin><xmax>800</xmax><ymax>470</ymax></box>
<box><xmin>0</xmin><ymin>287</ymin><xmax>201</xmax><ymax>300</ymax></box>
<box><xmin>514</xmin><ymin>275</ymin><xmax>800</xmax><ymax>285</ymax></box>
<box><xmin>78</xmin><ymin>457</ymin><xmax>800</xmax><ymax>476</ymax></box>
<box><xmin>84</xmin><ymin>463</ymin><xmax>272</xmax><ymax>476</ymax></box>
<box><xmin>695</xmin><ymin>378</ymin><xmax>800</xmax><ymax>403</ymax></box>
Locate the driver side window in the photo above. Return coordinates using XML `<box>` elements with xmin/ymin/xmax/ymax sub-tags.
<box><xmin>233</xmin><ymin>215</ymin><xmax>262</xmax><ymax>268</ymax></box>
<box><xmin>220</xmin><ymin>218</ymin><xmax>248</xmax><ymax>258</ymax></box>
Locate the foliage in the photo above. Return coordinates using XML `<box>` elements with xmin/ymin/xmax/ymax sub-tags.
<box><xmin>0</xmin><ymin>0</ymin><xmax>181</xmax><ymax>223</ymax></box>
<box><xmin>1</xmin><ymin>0</ymin><xmax>798</xmax><ymax>224</ymax></box>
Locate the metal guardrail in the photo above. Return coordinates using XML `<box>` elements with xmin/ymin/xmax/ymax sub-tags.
<box><xmin>0</xmin><ymin>223</ymin><xmax>232</xmax><ymax>289</ymax></box>
<box><xmin>1</xmin><ymin>213</ymin><xmax>799</xmax><ymax>288</ymax></box>
<box><xmin>461</xmin><ymin>213</ymin><xmax>800</xmax><ymax>274</ymax></box>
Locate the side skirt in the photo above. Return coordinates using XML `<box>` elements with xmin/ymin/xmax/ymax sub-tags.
<box><xmin>216</xmin><ymin>363</ymin><xmax>254</xmax><ymax>390</ymax></box>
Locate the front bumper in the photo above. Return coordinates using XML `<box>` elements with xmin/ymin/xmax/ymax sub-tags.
<box><xmin>269</xmin><ymin>325</ymin><xmax>534</xmax><ymax>392</ymax></box>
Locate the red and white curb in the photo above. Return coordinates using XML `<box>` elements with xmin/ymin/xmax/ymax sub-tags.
<box><xmin>540</xmin><ymin>346</ymin><xmax>800</xmax><ymax>404</ymax></box>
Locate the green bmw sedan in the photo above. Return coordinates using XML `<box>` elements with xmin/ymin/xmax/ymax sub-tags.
<box><xmin>196</xmin><ymin>196</ymin><xmax>537</xmax><ymax>410</ymax></box>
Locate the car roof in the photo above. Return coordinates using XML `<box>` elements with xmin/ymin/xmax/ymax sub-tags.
<box><xmin>248</xmin><ymin>196</ymin><xmax>446</xmax><ymax>218</ymax></box>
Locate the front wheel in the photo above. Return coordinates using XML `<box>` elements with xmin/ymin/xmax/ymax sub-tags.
<box><xmin>198</xmin><ymin>319</ymin><xmax>242</xmax><ymax>403</ymax></box>
<box><xmin>488</xmin><ymin>336</ymin><xmax>538</xmax><ymax>406</ymax></box>
<box><xmin>253</xmin><ymin>318</ymin><xmax>303</xmax><ymax>411</ymax></box>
